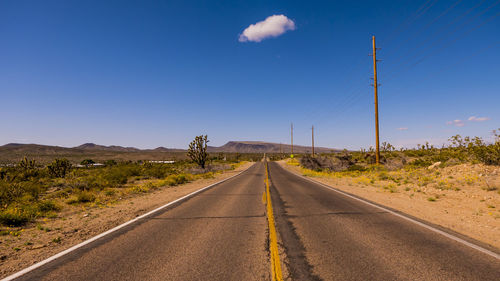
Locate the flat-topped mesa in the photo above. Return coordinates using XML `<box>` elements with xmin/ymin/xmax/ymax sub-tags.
<box><xmin>208</xmin><ymin>141</ymin><xmax>339</xmax><ymax>153</ymax></box>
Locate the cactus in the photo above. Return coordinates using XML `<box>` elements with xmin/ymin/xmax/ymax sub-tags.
<box><xmin>187</xmin><ymin>135</ymin><xmax>209</xmax><ymax>169</ymax></box>
<box><xmin>18</xmin><ymin>156</ymin><xmax>36</xmax><ymax>170</ymax></box>
<box><xmin>47</xmin><ymin>158</ymin><xmax>72</xmax><ymax>178</ymax></box>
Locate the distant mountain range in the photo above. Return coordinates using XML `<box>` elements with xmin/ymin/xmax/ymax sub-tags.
<box><xmin>207</xmin><ymin>141</ymin><xmax>338</xmax><ymax>153</ymax></box>
<box><xmin>0</xmin><ymin>141</ymin><xmax>338</xmax><ymax>154</ymax></box>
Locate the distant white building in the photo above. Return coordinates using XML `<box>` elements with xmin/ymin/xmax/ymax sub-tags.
<box><xmin>75</xmin><ymin>163</ymin><xmax>105</xmax><ymax>168</ymax></box>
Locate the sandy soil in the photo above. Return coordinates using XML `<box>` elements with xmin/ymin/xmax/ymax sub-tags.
<box><xmin>278</xmin><ymin>160</ymin><xmax>500</xmax><ymax>250</ymax></box>
<box><xmin>0</xmin><ymin>162</ymin><xmax>254</xmax><ymax>278</ymax></box>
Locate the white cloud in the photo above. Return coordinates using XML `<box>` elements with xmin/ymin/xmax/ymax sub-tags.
<box><xmin>446</xmin><ymin>116</ymin><xmax>490</xmax><ymax>127</ymax></box>
<box><xmin>397</xmin><ymin>127</ymin><xmax>408</xmax><ymax>131</ymax></box>
<box><xmin>468</xmin><ymin>116</ymin><xmax>490</xmax><ymax>122</ymax></box>
<box><xmin>239</xmin><ymin>15</ymin><xmax>296</xmax><ymax>42</ymax></box>
<box><xmin>446</xmin><ymin>120</ymin><xmax>465</xmax><ymax>127</ymax></box>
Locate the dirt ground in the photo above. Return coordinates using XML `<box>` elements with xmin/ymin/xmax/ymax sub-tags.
<box><xmin>278</xmin><ymin>160</ymin><xmax>500</xmax><ymax>250</ymax></box>
<box><xmin>0</xmin><ymin>162</ymin><xmax>254</xmax><ymax>278</ymax></box>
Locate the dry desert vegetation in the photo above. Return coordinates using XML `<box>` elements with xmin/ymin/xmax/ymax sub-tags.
<box><xmin>278</xmin><ymin>133</ymin><xmax>500</xmax><ymax>249</ymax></box>
<box><xmin>0</xmin><ymin>154</ymin><xmax>253</xmax><ymax>278</ymax></box>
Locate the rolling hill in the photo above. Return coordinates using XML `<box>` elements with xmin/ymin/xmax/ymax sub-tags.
<box><xmin>0</xmin><ymin>141</ymin><xmax>339</xmax><ymax>163</ymax></box>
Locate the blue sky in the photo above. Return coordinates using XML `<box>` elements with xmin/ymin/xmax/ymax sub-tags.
<box><xmin>1</xmin><ymin>0</ymin><xmax>499</xmax><ymax>149</ymax></box>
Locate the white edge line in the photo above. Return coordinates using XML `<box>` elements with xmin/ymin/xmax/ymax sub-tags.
<box><xmin>278</xmin><ymin>164</ymin><xmax>500</xmax><ymax>260</ymax></box>
<box><xmin>2</xmin><ymin>163</ymin><xmax>255</xmax><ymax>281</ymax></box>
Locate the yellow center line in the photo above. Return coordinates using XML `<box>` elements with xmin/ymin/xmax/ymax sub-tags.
<box><xmin>265</xmin><ymin>161</ymin><xmax>283</xmax><ymax>281</ymax></box>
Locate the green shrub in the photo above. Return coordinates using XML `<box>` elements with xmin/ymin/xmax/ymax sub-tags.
<box><xmin>37</xmin><ymin>200</ymin><xmax>61</xmax><ymax>213</ymax></box>
<box><xmin>470</xmin><ymin>138</ymin><xmax>500</xmax><ymax>165</ymax></box>
<box><xmin>80</xmin><ymin>159</ymin><xmax>95</xmax><ymax>166</ymax></box>
<box><xmin>104</xmin><ymin>160</ymin><xmax>117</xmax><ymax>166</ymax></box>
<box><xmin>16</xmin><ymin>157</ymin><xmax>40</xmax><ymax>180</ymax></box>
<box><xmin>130</xmin><ymin>185</ymin><xmax>149</xmax><ymax>193</ymax></box>
<box><xmin>201</xmin><ymin>172</ymin><xmax>215</xmax><ymax>179</ymax></box>
<box><xmin>174</xmin><ymin>174</ymin><xmax>188</xmax><ymax>184</ymax></box>
<box><xmin>447</xmin><ymin>132</ymin><xmax>500</xmax><ymax>165</ymax></box>
<box><xmin>162</xmin><ymin>174</ymin><xmax>190</xmax><ymax>186</ymax></box>
<box><xmin>0</xmin><ymin>207</ymin><xmax>34</xmax><ymax>226</ymax></box>
<box><xmin>0</xmin><ymin>181</ymin><xmax>42</xmax><ymax>206</ymax></box>
<box><xmin>347</xmin><ymin>165</ymin><xmax>366</xmax><ymax>172</ymax></box>
<box><xmin>378</xmin><ymin>172</ymin><xmax>389</xmax><ymax>180</ymax></box>
<box><xmin>47</xmin><ymin>158</ymin><xmax>72</xmax><ymax>178</ymax></box>
<box><xmin>18</xmin><ymin>157</ymin><xmax>36</xmax><ymax>170</ymax></box>
<box><xmin>76</xmin><ymin>191</ymin><xmax>95</xmax><ymax>203</ymax></box>
<box><xmin>101</xmin><ymin>169</ymin><xmax>129</xmax><ymax>186</ymax></box>
<box><xmin>142</xmin><ymin>163</ymin><xmax>171</xmax><ymax>179</ymax></box>
<box><xmin>104</xmin><ymin>189</ymin><xmax>116</xmax><ymax>196</ymax></box>
<box><xmin>0</xmin><ymin>181</ymin><xmax>22</xmax><ymax>206</ymax></box>
<box><xmin>408</xmin><ymin>158</ymin><xmax>433</xmax><ymax>167</ymax></box>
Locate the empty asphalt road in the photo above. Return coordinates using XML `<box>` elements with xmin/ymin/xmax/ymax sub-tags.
<box><xmin>14</xmin><ymin>163</ymin><xmax>269</xmax><ymax>281</ymax></box>
<box><xmin>267</xmin><ymin>161</ymin><xmax>500</xmax><ymax>281</ymax></box>
<box><xmin>9</xmin><ymin>161</ymin><xmax>500</xmax><ymax>281</ymax></box>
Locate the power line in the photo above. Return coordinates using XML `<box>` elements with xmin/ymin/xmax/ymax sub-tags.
<box><xmin>294</xmin><ymin>1</ymin><xmax>499</xmax><ymax>146</ymax></box>
<box><xmin>390</xmin><ymin>0</ymin><xmax>464</xmax><ymax>53</ymax></box>
<box><xmin>301</xmin><ymin>1</ymin><xmax>442</xmax><ymax>127</ymax></box>
<box><xmin>301</xmin><ymin>1</ymin><xmax>445</xmax><ymax>131</ymax></box>
<box><xmin>381</xmin><ymin>0</ymin><xmax>438</xmax><ymax>46</ymax></box>
<box><xmin>384</xmin><ymin>0</ymin><xmax>499</xmax><ymax>80</ymax></box>
<box><xmin>410</xmin><ymin>10</ymin><xmax>500</xmax><ymax>67</ymax></box>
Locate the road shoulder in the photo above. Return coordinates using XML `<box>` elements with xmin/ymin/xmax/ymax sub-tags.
<box><xmin>0</xmin><ymin>162</ymin><xmax>254</xmax><ymax>278</ymax></box>
<box><xmin>277</xmin><ymin>160</ymin><xmax>500</xmax><ymax>251</ymax></box>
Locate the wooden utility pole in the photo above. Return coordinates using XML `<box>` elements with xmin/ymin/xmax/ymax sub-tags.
<box><xmin>311</xmin><ymin>125</ymin><xmax>315</xmax><ymax>156</ymax></box>
<box><xmin>280</xmin><ymin>142</ymin><xmax>282</xmax><ymax>154</ymax></box>
<box><xmin>372</xmin><ymin>36</ymin><xmax>381</xmax><ymax>164</ymax></box>
<box><xmin>291</xmin><ymin>123</ymin><xmax>294</xmax><ymax>156</ymax></box>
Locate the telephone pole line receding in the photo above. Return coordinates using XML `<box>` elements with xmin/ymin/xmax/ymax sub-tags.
<box><xmin>290</xmin><ymin>123</ymin><xmax>294</xmax><ymax>157</ymax></box>
<box><xmin>311</xmin><ymin>125</ymin><xmax>315</xmax><ymax>156</ymax></box>
<box><xmin>372</xmin><ymin>36</ymin><xmax>381</xmax><ymax>165</ymax></box>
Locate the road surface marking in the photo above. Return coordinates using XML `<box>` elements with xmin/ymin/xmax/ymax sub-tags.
<box><xmin>265</xmin><ymin>161</ymin><xmax>283</xmax><ymax>281</ymax></box>
<box><xmin>1</xmin><ymin>164</ymin><xmax>254</xmax><ymax>281</ymax></box>
<box><xmin>285</xmin><ymin>166</ymin><xmax>500</xmax><ymax>260</ymax></box>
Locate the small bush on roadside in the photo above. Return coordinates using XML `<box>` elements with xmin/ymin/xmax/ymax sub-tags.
<box><xmin>131</xmin><ymin>185</ymin><xmax>150</xmax><ymax>193</ymax></box>
<box><xmin>75</xmin><ymin>191</ymin><xmax>95</xmax><ymax>203</ymax></box>
<box><xmin>163</xmin><ymin>174</ymin><xmax>190</xmax><ymax>186</ymax></box>
<box><xmin>0</xmin><ymin>155</ymin><xmax>242</xmax><ymax>225</ymax></box>
<box><xmin>104</xmin><ymin>189</ymin><xmax>116</xmax><ymax>196</ymax></box>
<box><xmin>0</xmin><ymin>181</ymin><xmax>42</xmax><ymax>206</ymax></box>
<box><xmin>141</xmin><ymin>163</ymin><xmax>172</xmax><ymax>179</ymax></box>
<box><xmin>347</xmin><ymin>165</ymin><xmax>366</xmax><ymax>172</ymax></box>
<box><xmin>101</xmin><ymin>167</ymin><xmax>131</xmax><ymax>186</ymax></box>
<box><xmin>37</xmin><ymin>200</ymin><xmax>61</xmax><ymax>213</ymax></box>
<box><xmin>0</xmin><ymin>207</ymin><xmax>34</xmax><ymax>226</ymax></box>
<box><xmin>408</xmin><ymin>158</ymin><xmax>433</xmax><ymax>167</ymax></box>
